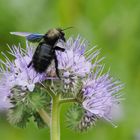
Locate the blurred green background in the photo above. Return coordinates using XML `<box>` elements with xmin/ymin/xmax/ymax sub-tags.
<box><xmin>0</xmin><ymin>0</ymin><xmax>140</xmax><ymax>140</ymax></box>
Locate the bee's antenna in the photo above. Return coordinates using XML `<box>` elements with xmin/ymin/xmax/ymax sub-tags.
<box><xmin>62</xmin><ymin>26</ymin><xmax>74</xmax><ymax>31</ymax></box>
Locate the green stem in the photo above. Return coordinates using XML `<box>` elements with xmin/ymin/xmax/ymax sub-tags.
<box><xmin>51</xmin><ymin>94</ymin><xmax>60</xmax><ymax>140</ymax></box>
<box><xmin>38</xmin><ymin>109</ymin><xmax>50</xmax><ymax>127</ymax></box>
<box><xmin>59</xmin><ymin>98</ymin><xmax>77</xmax><ymax>105</ymax></box>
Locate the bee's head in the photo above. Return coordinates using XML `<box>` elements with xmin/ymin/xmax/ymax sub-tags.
<box><xmin>44</xmin><ymin>28</ymin><xmax>65</xmax><ymax>45</ymax></box>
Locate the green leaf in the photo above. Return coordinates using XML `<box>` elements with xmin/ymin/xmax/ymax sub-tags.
<box><xmin>26</xmin><ymin>92</ymin><xmax>46</xmax><ymax>111</ymax></box>
<box><xmin>66</xmin><ymin>104</ymin><xmax>97</xmax><ymax>132</ymax></box>
<box><xmin>65</xmin><ymin>104</ymin><xmax>84</xmax><ymax>131</ymax></box>
<box><xmin>8</xmin><ymin>85</ymin><xmax>52</xmax><ymax>128</ymax></box>
<box><xmin>7</xmin><ymin>104</ymin><xmax>31</xmax><ymax>128</ymax></box>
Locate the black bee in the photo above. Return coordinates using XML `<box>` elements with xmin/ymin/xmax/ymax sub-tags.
<box><xmin>10</xmin><ymin>27</ymin><xmax>72</xmax><ymax>78</ymax></box>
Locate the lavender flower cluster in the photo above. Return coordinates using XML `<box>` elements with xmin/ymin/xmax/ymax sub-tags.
<box><xmin>0</xmin><ymin>36</ymin><xmax>123</xmax><ymax>129</ymax></box>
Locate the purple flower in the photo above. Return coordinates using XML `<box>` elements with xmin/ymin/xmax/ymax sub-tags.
<box><xmin>0</xmin><ymin>43</ymin><xmax>46</xmax><ymax>109</ymax></box>
<box><xmin>82</xmin><ymin>66</ymin><xmax>124</xmax><ymax>126</ymax></box>
<box><xmin>0</xmin><ymin>34</ymin><xmax>124</xmax><ymax>132</ymax></box>
<box><xmin>56</xmin><ymin>36</ymin><xmax>100</xmax><ymax>92</ymax></box>
<box><xmin>0</xmin><ymin>76</ymin><xmax>12</xmax><ymax>109</ymax></box>
<box><xmin>1</xmin><ymin>43</ymin><xmax>46</xmax><ymax>91</ymax></box>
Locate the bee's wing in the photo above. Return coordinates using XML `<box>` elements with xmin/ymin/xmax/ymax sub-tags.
<box><xmin>10</xmin><ymin>32</ymin><xmax>32</xmax><ymax>36</ymax></box>
<box><xmin>10</xmin><ymin>32</ymin><xmax>44</xmax><ymax>43</ymax></box>
<box><xmin>54</xmin><ymin>39</ymin><xmax>66</xmax><ymax>51</ymax></box>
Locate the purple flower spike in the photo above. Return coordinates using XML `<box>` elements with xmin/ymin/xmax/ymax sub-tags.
<box><xmin>56</xmin><ymin>36</ymin><xmax>92</xmax><ymax>77</ymax></box>
<box><xmin>0</xmin><ymin>77</ymin><xmax>12</xmax><ymax>110</ymax></box>
<box><xmin>0</xmin><ymin>43</ymin><xmax>47</xmax><ymax>109</ymax></box>
<box><xmin>56</xmin><ymin>36</ymin><xmax>100</xmax><ymax>92</ymax></box>
<box><xmin>82</xmin><ymin>66</ymin><xmax>124</xmax><ymax>126</ymax></box>
<box><xmin>3</xmin><ymin>43</ymin><xmax>46</xmax><ymax>91</ymax></box>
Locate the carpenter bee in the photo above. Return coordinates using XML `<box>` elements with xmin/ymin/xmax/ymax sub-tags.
<box><xmin>10</xmin><ymin>27</ymin><xmax>72</xmax><ymax>78</ymax></box>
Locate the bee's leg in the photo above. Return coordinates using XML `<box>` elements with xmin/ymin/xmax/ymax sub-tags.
<box><xmin>27</xmin><ymin>61</ymin><xmax>32</xmax><ymax>68</ymax></box>
<box><xmin>54</xmin><ymin>54</ymin><xmax>61</xmax><ymax>79</ymax></box>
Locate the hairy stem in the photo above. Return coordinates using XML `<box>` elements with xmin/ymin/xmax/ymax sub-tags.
<box><xmin>47</xmin><ymin>91</ymin><xmax>78</xmax><ymax>140</ymax></box>
<box><xmin>38</xmin><ymin>109</ymin><xmax>50</xmax><ymax>127</ymax></box>
<box><xmin>51</xmin><ymin>94</ymin><xmax>60</xmax><ymax>140</ymax></box>
<box><xmin>59</xmin><ymin>98</ymin><xmax>77</xmax><ymax>105</ymax></box>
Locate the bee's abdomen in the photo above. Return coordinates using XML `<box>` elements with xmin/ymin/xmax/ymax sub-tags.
<box><xmin>32</xmin><ymin>43</ymin><xmax>54</xmax><ymax>73</ymax></box>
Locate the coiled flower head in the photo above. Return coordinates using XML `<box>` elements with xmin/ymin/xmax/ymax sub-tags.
<box><xmin>82</xmin><ymin>66</ymin><xmax>124</xmax><ymax>127</ymax></box>
<box><xmin>0</xmin><ymin>43</ymin><xmax>46</xmax><ymax>110</ymax></box>
<box><xmin>56</xmin><ymin>36</ymin><xmax>101</xmax><ymax>94</ymax></box>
